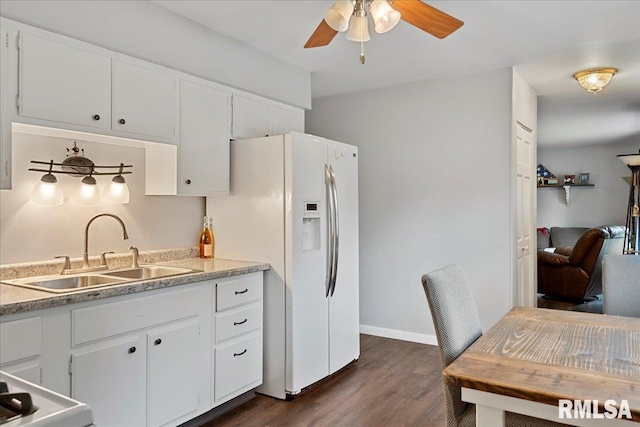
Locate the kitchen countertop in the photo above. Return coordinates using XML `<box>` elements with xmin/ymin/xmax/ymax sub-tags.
<box><xmin>0</xmin><ymin>257</ymin><xmax>270</xmax><ymax>316</ymax></box>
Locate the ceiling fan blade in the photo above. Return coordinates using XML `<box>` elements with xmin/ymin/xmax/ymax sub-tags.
<box><xmin>391</xmin><ymin>0</ymin><xmax>463</xmax><ymax>39</ymax></box>
<box><xmin>304</xmin><ymin>19</ymin><xmax>338</xmax><ymax>48</ymax></box>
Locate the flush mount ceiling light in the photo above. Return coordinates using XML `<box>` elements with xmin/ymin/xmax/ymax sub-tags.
<box><xmin>305</xmin><ymin>0</ymin><xmax>463</xmax><ymax>64</ymax></box>
<box><xmin>573</xmin><ymin>68</ymin><xmax>617</xmax><ymax>94</ymax></box>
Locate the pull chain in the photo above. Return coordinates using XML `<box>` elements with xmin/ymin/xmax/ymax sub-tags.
<box><xmin>360</xmin><ymin>42</ymin><xmax>365</xmax><ymax>64</ymax></box>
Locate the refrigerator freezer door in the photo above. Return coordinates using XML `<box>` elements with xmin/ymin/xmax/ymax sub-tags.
<box><xmin>285</xmin><ymin>133</ymin><xmax>330</xmax><ymax>393</ymax></box>
<box><xmin>327</xmin><ymin>141</ymin><xmax>360</xmax><ymax>374</ymax></box>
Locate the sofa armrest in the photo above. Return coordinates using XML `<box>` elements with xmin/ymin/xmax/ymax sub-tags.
<box><xmin>538</xmin><ymin>251</ymin><xmax>570</xmax><ymax>266</ymax></box>
<box><xmin>555</xmin><ymin>246</ymin><xmax>573</xmax><ymax>256</ymax></box>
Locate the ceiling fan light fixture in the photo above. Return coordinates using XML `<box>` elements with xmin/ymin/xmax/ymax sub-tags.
<box><xmin>370</xmin><ymin>0</ymin><xmax>401</xmax><ymax>34</ymax></box>
<box><xmin>573</xmin><ymin>68</ymin><xmax>617</xmax><ymax>94</ymax></box>
<box><xmin>324</xmin><ymin>0</ymin><xmax>354</xmax><ymax>32</ymax></box>
<box><xmin>345</xmin><ymin>14</ymin><xmax>371</xmax><ymax>42</ymax></box>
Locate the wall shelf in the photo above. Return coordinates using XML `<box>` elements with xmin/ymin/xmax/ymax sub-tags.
<box><xmin>537</xmin><ymin>184</ymin><xmax>595</xmax><ymax>188</ymax></box>
<box><xmin>537</xmin><ymin>184</ymin><xmax>594</xmax><ymax>205</ymax></box>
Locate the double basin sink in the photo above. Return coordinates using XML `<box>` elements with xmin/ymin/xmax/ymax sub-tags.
<box><xmin>2</xmin><ymin>265</ymin><xmax>198</xmax><ymax>293</ymax></box>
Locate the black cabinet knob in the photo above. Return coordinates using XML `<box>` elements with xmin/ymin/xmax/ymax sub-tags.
<box><xmin>185</xmin><ymin>179</ymin><xmax>191</xmax><ymax>185</ymax></box>
<box><xmin>93</xmin><ymin>114</ymin><xmax>100</xmax><ymax>121</ymax></box>
<box><xmin>128</xmin><ymin>346</ymin><xmax>136</xmax><ymax>354</ymax></box>
<box><xmin>119</xmin><ymin>119</ymin><xmax>126</xmax><ymax>125</ymax></box>
<box><xmin>154</xmin><ymin>339</ymin><xmax>162</xmax><ymax>346</ymax></box>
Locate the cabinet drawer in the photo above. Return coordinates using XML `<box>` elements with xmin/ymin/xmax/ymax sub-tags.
<box><xmin>215</xmin><ymin>334</ymin><xmax>262</xmax><ymax>401</ymax></box>
<box><xmin>72</xmin><ymin>288</ymin><xmax>198</xmax><ymax>346</ymax></box>
<box><xmin>216</xmin><ymin>304</ymin><xmax>261</xmax><ymax>343</ymax></box>
<box><xmin>0</xmin><ymin>317</ymin><xmax>41</xmax><ymax>364</ymax></box>
<box><xmin>216</xmin><ymin>274</ymin><xmax>262</xmax><ymax>312</ymax></box>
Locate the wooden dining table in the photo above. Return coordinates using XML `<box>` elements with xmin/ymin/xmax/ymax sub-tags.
<box><xmin>444</xmin><ymin>306</ymin><xmax>640</xmax><ymax>426</ymax></box>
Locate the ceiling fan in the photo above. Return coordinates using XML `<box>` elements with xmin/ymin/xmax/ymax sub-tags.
<box><xmin>305</xmin><ymin>0</ymin><xmax>463</xmax><ymax>64</ymax></box>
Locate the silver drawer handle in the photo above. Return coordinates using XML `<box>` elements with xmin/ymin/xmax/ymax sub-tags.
<box><xmin>235</xmin><ymin>289</ymin><xmax>248</xmax><ymax>295</ymax></box>
<box><xmin>234</xmin><ymin>319</ymin><xmax>248</xmax><ymax>326</ymax></box>
<box><xmin>234</xmin><ymin>349</ymin><xmax>247</xmax><ymax>357</ymax></box>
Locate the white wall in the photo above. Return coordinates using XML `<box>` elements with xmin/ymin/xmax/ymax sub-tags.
<box><xmin>0</xmin><ymin>132</ymin><xmax>202</xmax><ymax>264</ymax></box>
<box><xmin>0</xmin><ymin>0</ymin><xmax>311</xmax><ymax>109</ymax></box>
<box><xmin>306</xmin><ymin>68</ymin><xmax>514</xmax><ymax>338</ymax></box>
<box><xmin>537</xmin><ymin>141</ymin><xmax>639</xmax><ymax>228</ymax></box>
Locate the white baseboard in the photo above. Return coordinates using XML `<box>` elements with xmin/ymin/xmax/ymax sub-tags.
<box><xmin>360</xmin><ymin>324</ymin><xmax>438</xmax><ymax>346</ymax></box>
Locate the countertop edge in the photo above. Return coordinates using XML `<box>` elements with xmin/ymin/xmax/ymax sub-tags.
<box><xmin>1</xmin><ymin>261</ymin><xmax>270</xmax><ymax>316</ymax></box>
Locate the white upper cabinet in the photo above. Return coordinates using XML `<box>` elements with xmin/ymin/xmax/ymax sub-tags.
<box><xmin>179</xmin><ymin>78</ymin><xmax>230</xmax><ymax>196</ymax></box>
<box><xmin>112</xmin><ymin>60</ymin><xmax>178</xmax><ymax>141</ymax></box>
<box><xmin>272</xmin><ymin>104</ymin><xmax>305</xmax><ymax>136</ymax></box>
<box><xmin>231</xmin><ymin>93</ymin><xmax>271</xmax><ymax>139</ymax></box>
<box><xmin>18</xmin><ymin>31</ymin><xmax>110</xmax><ymax>130</ymax></box>
<box><xmin>231</xmin><ymin>92</ymin><xmax>305</xmax><ymax>139</ymax></box>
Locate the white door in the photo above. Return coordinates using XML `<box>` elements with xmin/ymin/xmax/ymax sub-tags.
<box><xmin>19</xmin><ymin>31</ymin><xmax>110</xmax><ymax>129</ymax></box>
<box><xmin>147</xmin><ymin>320</ymin><xmax>199</xmax><ymax>427</ymax></box>
<box><xmin>327</xmin><ymin>140</ymin><xmax>360</xmax><ymax>373</ymax></box>
<box><xmin>112</xmin><ymin>60</ymin><xmax>177</xmax><ymax>140</ymax></box>
<box><xmin>286</xmin><ymin>133</ymin><xmax>330</xmax><ymax>393</ymax></box>
<box><xmin>179</xmin><ymin>79</ymin><xmax>230</xmax><ymax>196</ymax></box>
<box><xmin>516</xmin><ymin>124</ymin><xmax>535</xmax><ymax>307</ymax></box>
<box><xmin>72</xmin><ymin>335</ymin><xmax>147</xmax><ymax>427</ymax></box>
<box><xmin>231</xmin><ymin>93</ymin><xmax>271</xmax><ymax>139</ymax></box>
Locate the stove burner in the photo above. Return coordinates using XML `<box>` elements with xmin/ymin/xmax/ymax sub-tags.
<box><xmin>0</xmin><ymin>381</ymin><xmax>38</xmax><ymax>424</ymax></box>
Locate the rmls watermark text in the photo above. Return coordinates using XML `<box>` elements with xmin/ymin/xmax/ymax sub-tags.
<box><xmin>559</xmin><ymin>399</ymin><xmax>632</xmax><ymax>420</ymax></box>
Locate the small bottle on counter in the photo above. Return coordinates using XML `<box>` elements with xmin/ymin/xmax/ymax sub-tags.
<box><xmin>199</xmin><ymin>216</ymin><xmax>214</xmax><ymax>259</ymax></box>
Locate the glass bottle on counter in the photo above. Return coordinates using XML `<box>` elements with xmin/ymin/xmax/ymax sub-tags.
<box><xmin>199</xmin><ymin>216</ymin><xmax>214</xmax><ymax>259</ymax></box>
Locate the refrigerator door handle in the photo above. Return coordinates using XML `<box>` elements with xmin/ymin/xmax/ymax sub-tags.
<box><xmin>325</xmin><ymin>164</ymin><xmax>334</xmax><ymax>298</ymax></box>
<box><xmin>329</xmin><ymin>166</ymin><xmax>339</xmax><ymax>297</ymax></box>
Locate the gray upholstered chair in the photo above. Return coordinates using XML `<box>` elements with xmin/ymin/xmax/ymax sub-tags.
<box><xmin>603</xmin><ymin>254</ymin><xmax>640</xmax><ymax>318</ymax></box>
<box><xmin>421</xmin><ymin>265</ymin><xmax>565</xmax><ymax>427</ymax></box>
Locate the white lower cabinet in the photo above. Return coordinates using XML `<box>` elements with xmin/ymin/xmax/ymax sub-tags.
<box><xmin>147</xmin><ymin>320</ymin><xmax>199</xmax><ymax>427</ymax></box>
<box><xmin>0</xmin><ymin>316</ymin><xmax>42</xmax><ymax>385</ymax></box>
<box><xmin>213</xmin><ymin>272</ymin><xmax>263</xmax><ymax>403</ymax></box>
<box><xmin>72</xmin><ymin>334</ymin><xmax>147</xmax><ymax>427</ymax></box>
<box><xmin>0</xmin><ymin>272</ymin><xmax>264</xmax><ymax>427</ymax></box>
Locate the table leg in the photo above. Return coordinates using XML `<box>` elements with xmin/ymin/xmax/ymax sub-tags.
<box><xmin>476</xmin><ymin>404</ymin><xmax>505</xmax><ymax>427</ymax></box>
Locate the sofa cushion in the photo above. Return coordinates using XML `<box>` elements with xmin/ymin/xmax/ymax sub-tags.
<box><xmin>549</xmin><ymin>227</ymin><xmax>589</xmax><ymax>247</ymax></box>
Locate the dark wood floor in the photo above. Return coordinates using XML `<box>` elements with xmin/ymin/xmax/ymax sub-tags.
<box><xmin>205</xmin><ymin>334</ymin><xmax>445</xmax><ymax>427</ymax></box>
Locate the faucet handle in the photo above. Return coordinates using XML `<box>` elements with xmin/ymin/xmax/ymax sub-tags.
<box><xmin>54</xmin><ymin>256</ymin><xmax>71</xmax><ymax>274</ymax></box>
<box><xmin>129</xmin><ymin>246</ymin><xmax>140</xmax><ymax>268</ymax></box>
<box><xmin>100</xmin><ymin>251</ymin><xmax>114</xmax><ymax>267</ymax></box>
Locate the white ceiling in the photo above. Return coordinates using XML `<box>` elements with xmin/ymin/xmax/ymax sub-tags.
<box><xmin>153</xmin><ymin>0</ymin><xmax>640</xmax><ymax>148</ymax></box>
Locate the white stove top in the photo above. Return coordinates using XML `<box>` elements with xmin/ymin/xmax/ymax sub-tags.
<box><xmin>0</xmin><ymin>371</ymin><xmax>93</xmax><ymax>427</ymax></box>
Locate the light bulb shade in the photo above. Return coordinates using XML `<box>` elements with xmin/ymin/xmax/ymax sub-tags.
<box><xmin>573</xmin><ymin>68</ymin><xmax>617</xmax><ymax>93</ymax></box>
<box><xmin>617</xmin><ymin>152</ymin><xmax>640</xmax><ymax>167</ymax></box>
<box><xmin>370</xmin><ymin>0</ymin><xmax>401</xmax><ymax>34</ymax></box>
<box><xmin>103</xmin><ymin>175</ymin><xmax>130</xmax><ymax>204</ymax></box>
<box><xmin>71</xmin><ymin>176</ymin><xmax>101</xmax><ymax>207</ymax></box>
<box><xmin>30</xmin><ymin>174</ymin><xmax>64</xmax><ymax>206</ymax></box>
<box><xmin>324</xmin><ymin>1</ymin><xmax>354</xmax><ymax>32</ymax></box>
<box><xmin>346</xmin><ymin>15</ymin><xmax>371</xmax><ymax>42</ymax></box>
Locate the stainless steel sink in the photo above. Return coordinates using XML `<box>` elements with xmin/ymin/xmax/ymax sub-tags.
<box><xmin>3</xmin><ymin>275</ymin><xmax>129</xmax><ymax>293</ymax></box>
<box><xmin>103</xmin><ymin>266</ymin><xmax>195</xmax><ymax>280</ymax></box>
<box><xmin>1</xmin><ymin>265</ymin><xmax>198</xmax><ymax>293</ymax></box>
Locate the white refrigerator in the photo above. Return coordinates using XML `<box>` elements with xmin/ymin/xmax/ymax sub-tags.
<box><xmin>206</xmin><ymin>132</ymin><xmax>359</xmax><ymax>399</ymax></box>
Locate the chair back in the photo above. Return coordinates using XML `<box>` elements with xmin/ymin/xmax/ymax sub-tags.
<box><xmin>421</xmin><ymin>264</ymin><xmax>482</xmax><ymax>427</ymax></box>
<box><xmin>603</xmin><ymin>254</ymin><xmax>640</xmax><ymax>317</ymax></box>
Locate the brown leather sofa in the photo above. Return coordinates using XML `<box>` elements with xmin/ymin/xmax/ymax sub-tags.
<box><xmin>537</xmin><ymin>226</ymin><xmax>626</xmax><ymax>299</ymax></box>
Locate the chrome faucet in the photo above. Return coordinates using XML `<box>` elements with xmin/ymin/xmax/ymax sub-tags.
<box><xmin>82</xmin><ymin>213</ymin><xmax>129</xmax><ymax>270</ymax></box>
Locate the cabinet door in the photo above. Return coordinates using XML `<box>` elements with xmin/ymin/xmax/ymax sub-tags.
<box><xmin>231</xmin><ymin>93</ymin><xmax>271</xmax><ymax>139</ymax></box>
<box><xmin>179</xmin><ymin>79</ymin><xmax>230</xmax><ymax>196</ymax></box>
<box><xmin>1</xmin><ymin>360</ymin><xmax>41</xmax><ymax>385</ymax></box>
<box><xmin>148</xmin><ymin>320</ymin><xmax>199</xmax><ymax>427</ymax></box>
<box><xmin>112</xmin><ymin>60</ymin><xmax>177</xmax><ymax>141</ymax></box>
<box><xmin>0</xmin><ymin>25</ymin><xmax>11</xmax><ymax>189</ymax></box>
<box><xmin>72</xmin><ymin>335</ymin><xmax>146</xmax><ymax>427</ymax></box>
<box><xmin>19</xmin><ymin>31</ymin><xmax>110</xmax><ymax>129</ymax></box>
<box><xmin>271</xmin><ymin>104</ymin><xmax>305</xmax><ymax>135</ymax></box>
